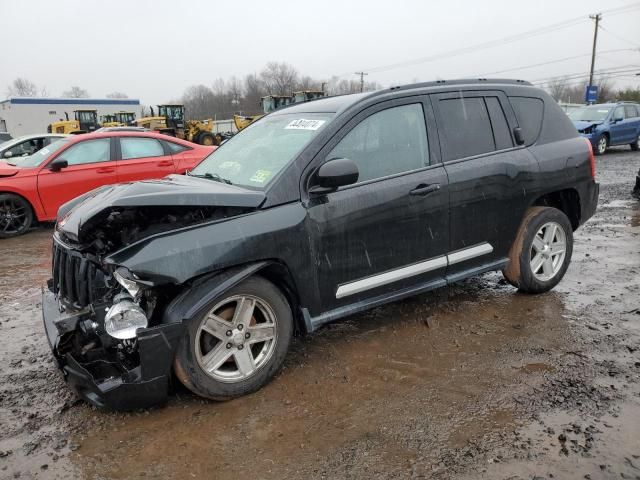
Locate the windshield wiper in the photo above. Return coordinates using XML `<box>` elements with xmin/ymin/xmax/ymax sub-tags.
<box><xmin>189</xmin><ymin>171</ymin><xmax>233</xmax><ymax>185</ymax></box>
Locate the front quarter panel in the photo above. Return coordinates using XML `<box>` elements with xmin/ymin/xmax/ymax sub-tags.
<box><xmin>105</xmin><ymin>202</ymin><xmax>314</xmax><ymax>296</ymax></box>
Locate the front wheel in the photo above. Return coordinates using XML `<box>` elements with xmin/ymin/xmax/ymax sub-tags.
<box><xmin>0</xmin><ymin>193</ymin><xmax>34</xmax><ymax>238</ymax></box>
<box><xmin>595</xmin><ymin>134</ymin><xmax>608</xmax><ymax>155</ymax></box>
<box><xmin>502</xmin><ymin>207</ymin><xmax>573</xmax><ymax>294</ymax></box>
<box><xmin>174</xmin><ymin>276</ymin><xmax>293</xmax><ymax>400</ymax></box>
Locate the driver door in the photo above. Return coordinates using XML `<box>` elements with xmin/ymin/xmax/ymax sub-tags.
<box><xmin>37</xmin><ymin>137</ymin><xmax>117</xmax><ymax>218</ymax></box>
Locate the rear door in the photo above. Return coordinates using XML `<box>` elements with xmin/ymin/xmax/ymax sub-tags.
<box><xmin>115</xmin><ymin>136</ymin><xmax>176</xmax><ymax>182</ymax></box>
<box><xmin>431</xmin><ymin>90</ymin><xmax>539</xmax><ymax>278</ymax></box>
<box><xmin>624</xmin><ymin>105</ymin><xmax>640</xmax><ymax>142</ymax></box>
<box><xmin>609</xmin><ymin>106</ymin><xmax>632</xmax><ymax>145</ymax></box>
<box><xmin>37</xmin><ymin>137</ymin><xmax>117</xmax><ymax>218</ymax></box>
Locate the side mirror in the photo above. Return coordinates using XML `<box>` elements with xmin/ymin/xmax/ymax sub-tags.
<box><xmin>613</xmin><ymin>117</ymin><xmax>623</xmax><ymax>123</ymax></box>
<box><xmin>49</xmin><ymin>159</ymin><xmax>68</xmax><ymax>172</ymax></box>
<box><xmin>310</xmin><ymin>158</ymin><xmax>359</xmax><ymax>194</ymax></box>
<box><xmin>513</xmin><ymin>127</ymin><xmax>525</xmax><ymax>145</ymax></box>
<box><xmin>3</xmin><ymin>151</ymin><xmax>13</xmax><ymax>159</ymax></box>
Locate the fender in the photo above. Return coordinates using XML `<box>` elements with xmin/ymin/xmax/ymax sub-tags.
<box><xmin>161</xmin><ymin>260</ymin><xmax>271</xmax><ymax>325</ymax></box>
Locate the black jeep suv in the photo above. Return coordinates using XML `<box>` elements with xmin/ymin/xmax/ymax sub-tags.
<box><xmin>43</xmin><ymin>79</ymin><xmax>599</xmax><ymax>410</ymax></box>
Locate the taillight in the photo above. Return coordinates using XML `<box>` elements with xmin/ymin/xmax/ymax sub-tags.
<box><xmin>585</xmin><ymin>138</ymin><xmax>595</xmax><ymax>178</ymax></box>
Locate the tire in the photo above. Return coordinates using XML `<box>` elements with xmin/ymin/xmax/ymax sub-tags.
<box><xmin>198</xmin><ymin>133</ymin><xmax>215</xmax><ymax>146</ymax></box>
<box><xmin>595</xmin><ymin>134</ymin><xmax>608</xmax><ymax>155</ymax></box>
<box><xmin>0</xmin><ymin>193</ymin><xmax>34</xmax><ymax>239</ymax></box>
<box><xmin>502</xmin><ymin>207</ymin><xmax>573</xmax><ymax>294</ymax></box>
<box><xmin>174</xmin><ymin>276</ymin><xmax>293</xmax><ymax>400</ymax></box>
<box><xmin>630</xmin><ymin>135</ymin><xmax>639</xmax><ymax>151</ymax></box>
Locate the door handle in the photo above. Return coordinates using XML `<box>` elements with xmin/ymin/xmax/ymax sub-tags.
<box><xmin>96</xmin><ymin>167</ymin><xmax>115</xmax><ymax>174</ymax></box>
<box><xmin>157</xmin><ymin>160</ymin><xmax>173</xmax><ymax>166</ymax></box>
<box><xmin>410</xmin><ymin>183</ymin><xmax>440</xmax><ymax>196</ymax></box>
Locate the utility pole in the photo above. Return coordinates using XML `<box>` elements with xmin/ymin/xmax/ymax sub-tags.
<box><xmin>588</xmin><ymin>13</ymin><xmax>601</xmax><ymax>89</ymax></box>
<box><xmin>354</xmin><ymin>72</ymin><xmax>368</xmax><ymax>93</ymax></box>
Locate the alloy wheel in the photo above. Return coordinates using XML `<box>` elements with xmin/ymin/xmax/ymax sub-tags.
<box><xmin>530</xmin><ymin>221</ymin><xmax>567</xmax><ymax>281</ymax></box>
<box><xmin>597</xmin><ymin>136</ymin><xmax>607</xmax><ymax>155</ymax></box>
<box><xmin>195</xmin><ymin>295</ymin><xmax>278</xmax><ymax>383</ymax></box>
<box><xmin>0</xmin><ymin>197</ymin><xmax>29</xmax><ymax>235</ymax></box>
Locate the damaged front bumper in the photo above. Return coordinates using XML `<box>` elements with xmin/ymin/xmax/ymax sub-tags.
<box><xmin>42</xmin><ymin>289</ymin><xmax>184</xmax><ymax>411</ymax></box>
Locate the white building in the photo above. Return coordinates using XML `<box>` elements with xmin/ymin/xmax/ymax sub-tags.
<box><xmin>0</xmin><ymin>97</ymin><xmax>142</xmax><ymax>136</ymax></box>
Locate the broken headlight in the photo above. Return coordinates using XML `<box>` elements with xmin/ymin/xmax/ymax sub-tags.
<box><xmin>105</xmin><ymin>294</ymin><xmax>148</xmax><ymax>339</ymax></box>
<box><xmin>113</xmin><ymin>268</ymin><xmax>143</xmax><ymax>299</ymax></box>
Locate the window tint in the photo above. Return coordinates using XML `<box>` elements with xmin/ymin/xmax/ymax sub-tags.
<box><xmin>6</xmin><ymin>139</ymin><xmax>41</xmax><ymax>157</ymax></box>
<box><xmin>613</xmin><ymin>106</ymin><xmax>625</xmax><ymax>120</ymax></box>
<box><xmin>485</xmin><ymin>97</ymin><xmax>513</xmax><ymax>150</ymax></box>
<box><xmin>509</xmin><ymin>97</ymin><xmax>544</xmax><ymax>145</ymax></box>
<box><xmin>328</xmin><ymin>103</ymin><xmax>429</xmax><ymax>182</ymax></box>
<box><xmin>165</xmin><ymin>141</ymin><xmax>189</xmax><ymax>153</ymax></box>
<box><xmin>437</xmin><ymin>97</ymin><xmax>494</xmax><ymax>160</ymax></box>
<box><xmin>120</xmin><ymin>137</ymin><xmax>165</xmax><ymax>160</ymax></box>
<box><xmin>624</xmin><ymin>105</ymin><xmax>638</xmax><ymax>118</ymax></box>
<box><xmin>61</xmin><ymin>138</ymin><xmax>111</xmax><ymax>165</ymax></box>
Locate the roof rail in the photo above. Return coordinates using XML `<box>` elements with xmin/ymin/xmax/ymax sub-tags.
<box><xmin>383</xmin><ymin>78</ymin><xmax>532</xmax><ymax>94</ymax></box>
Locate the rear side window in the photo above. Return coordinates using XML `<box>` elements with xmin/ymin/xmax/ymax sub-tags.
<box><xmin>437</xmin><ymin>97</ymin><xmax>494</xmax><ymax>160</ymax></box>
<box><xmin>120</xmin><ymin>137</ymin><xmax>165</xmax><ymax>160</ymax></box>
<box><xmin>624</xmin><ymin>105</ymin><xmax>638</xmax><ymax>118</ymax></box>
<box><xmin>165</xmin><ymin>141</ymin><xmax>189</xmax><ymax>153</ymax></box>
<box><xmin>509</xmin><ymin>97</ymin><xmax>544</xmax><ymax>145</ymax></box>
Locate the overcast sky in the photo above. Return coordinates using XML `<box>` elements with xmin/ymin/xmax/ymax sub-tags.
<box><xmin>1</xmin><ymin>0</ymin><xmax>638</xmax><ymax>104</ymax></box>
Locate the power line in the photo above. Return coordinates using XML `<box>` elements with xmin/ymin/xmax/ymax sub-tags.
<box><xmin>354</xmin><ymin>72</ymin><xmax>368</xmax><ymax>93</ymax></box>
<box><xmin>337</xmin><ymin>2</ymin><xmax>640</xmax><ymax>79</ymax></box>
<box><xmin>474</xmin><ymin>49</ymin><xmax>634</xmax><ymax>77</ymax></box>
<box><xmin>598</xmin><ymin>24</ymin><xmax>640</xmax><ymax>49</ymax></box>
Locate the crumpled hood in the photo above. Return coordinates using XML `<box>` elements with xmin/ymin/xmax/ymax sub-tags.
<box><xmin>0</xmin><ymin>161</ymin><xmax>20</xmax><ymax>178</ymax></box>
<box><xmin>58</xmin><ymin>174</ymin><xmax>265</xmax><ymax>240</ymax></box>
<box><xmin>573</xmin><ymin>120</ymin><xmax>603</xmax><ymax>131</ymax></box>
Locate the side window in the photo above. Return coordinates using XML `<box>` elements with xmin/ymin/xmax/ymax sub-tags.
<box><xmin>624</xmin><ymin>105</ymin><xmax>637</xmax><ymax>118</ymax></box>
<box><xmin>6</xmin><ymin>139</ymin><xmax>38</xmax><ymax>157</ymax></box>
<box><xmin>165</xmin><ymin>141</ymin><xmax>189</xmax><ymax>153</ymax></box>
<box><xmin>60</xmin><ymin>138</ymin><xmax>111</xmax><ymax>166</ymax></box>
<box><xmin>437</xmin><ymin>97</ymin><xmax>494</xmax><ymax>160</ymax></box>
<box><xmin>328</xmin><ymin>103</ymin><xmax>429</xmax><ymax>183</ymax></box>
<box><xmin>485</xmin><ymin>97</ymin><xmax>513</xmax><ymax>150</ymax></box>
<box><xmin>120</xmin><ymin>137</ymin><xmax>165</xmax><ymax>160</ymax></box>
<box><xmin>509</xmin><ymin>97</ymin><xmax>544</xmax><ymax>145</ymax></box>
<box><xmin>613</xmin><ymin>106</ymin><xmax>625</xmax><ymax>120</ymax></box>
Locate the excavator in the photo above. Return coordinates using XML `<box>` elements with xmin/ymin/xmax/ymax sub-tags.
<box><xmin>47</xmin><ymin>110</ymin><xmax>100</xmax><ymax>134</ymax></box>
<box><xmin>233</xmin><ymin>90</ymin><xmax>326</xmax><ymax>132</ymax></box>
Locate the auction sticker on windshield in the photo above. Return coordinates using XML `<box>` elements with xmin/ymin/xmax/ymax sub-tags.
<box><xmin>285</xmin><ymin>119</ymin><xmax>326</xmax><ymax>130</ymax></box>
<box><xmin>249</xmin><ymin>170</ymin><xmax>272</xmax><ymax>183</ymax></box>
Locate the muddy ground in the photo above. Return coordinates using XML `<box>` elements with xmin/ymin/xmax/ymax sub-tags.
<box><xmin>0</xmin><ymin>149</ymin><xmax>639</xmax><ymax>480</ymax></box>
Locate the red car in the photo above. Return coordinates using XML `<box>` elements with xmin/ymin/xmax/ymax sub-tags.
<box><xmin>0</xmin><ymin>131</ymin><xmax>215</xmax><ymax>238</ymax></box>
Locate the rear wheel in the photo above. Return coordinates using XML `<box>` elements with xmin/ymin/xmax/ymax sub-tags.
<box><xmin>595</xmin><ymin>134</ymin><xmax>608</xmax><ymax>155</ymax></box>
<box><xmin>174</xmin><ymin>276</ymin><xmax>293</xmax><ymax>400</ymax></box>
<box><xmin>0</xmin><ymin>193</ymin><xmax>33</xmax><ymax>238</ymax></box>
<box><xmin>503</xmin><ymin>207</ymin><xmax>573</xmax><ymax>294</ymax></box>
<box><xmin>198</xmin><ymin>133</ymin><xmax>215</xmax><ymax>146</ymax></box>
<box><xmin>630</xmin><ymin>135</ymin><xmax>639</xmax><ymax>151</ymax></box>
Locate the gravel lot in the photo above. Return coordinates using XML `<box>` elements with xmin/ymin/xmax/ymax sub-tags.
<box><xmin>1</xmin><ymin>148</ymin><xmax>639</xmax><ymax>480</ymax></box>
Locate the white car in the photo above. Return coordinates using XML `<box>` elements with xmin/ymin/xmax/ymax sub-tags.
<box><xmin>0</xmin><ymin>133</ymin><xmax>68</xmax><ymax>161</ymax></box>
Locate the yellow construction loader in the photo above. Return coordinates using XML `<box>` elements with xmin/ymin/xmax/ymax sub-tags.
<box><xmin>47</xmin><ymin>110</ymin><xmax>100</xmax><ymax>134</ymax></box>
<box><xmin>136</xmin><ymin>105</ymin><xmax>228</xmax><ymax>145</ymax></box>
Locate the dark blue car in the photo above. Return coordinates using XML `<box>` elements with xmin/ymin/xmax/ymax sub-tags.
<box><xmin>569</xmin><ymin>102</ymin><xmax>640</xmax><ymax>155</ymax></box>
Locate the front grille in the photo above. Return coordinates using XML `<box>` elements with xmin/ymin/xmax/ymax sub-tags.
<box><xmin>52</xmin><ymin>240</ymin><xmax>109</xmax><ymax>307</ymax></box>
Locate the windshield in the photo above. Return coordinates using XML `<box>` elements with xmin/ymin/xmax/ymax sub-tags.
<box><xmin>568</xmin><ymin>105</ymin><xmax>611</xmax><ymax>122</ymax></box>
<box><xmin>10</xmin><ymin>138</ymin><xmax>70</xmax><ymax>167</ymax></box>
<box><xmin>191</xmin><ymin>113</ymin><xmax>334</xmax><ymax>188</ymax></box>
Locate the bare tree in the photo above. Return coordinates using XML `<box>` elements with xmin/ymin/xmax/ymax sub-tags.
<box><xmin>182</xmin><ymin>85</ymin><xmax>216</xmax><ymax>120</ymax></box>
<box><xmin>243</xmin><ymin>73</ymin><xmax>266</xmax><ymax>114</ymax></box>
<box><xmin>63</xmin><ymin>86</ymin><xmax>90</xmax><ymax>98</ymax></box>
<box><xmin>260</xmin><ymin>62</ymin><xmax>299</xmax><ymax>96</ymax></box>
<box><xmin>547</xmin><ymin>77</ymin><xmax>569</xmax><ymax>102</ymax></box>
<box><xmin>106</xmin><ymin>91</ymin><xmax>129</xmax><ymax>99</ymax></box>
<box><xmin>6</xmin><ymin>77</ymin><xmax>39</xmax><ymax>97</ymax></box>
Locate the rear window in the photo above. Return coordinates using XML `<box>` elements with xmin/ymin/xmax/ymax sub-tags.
<box><xmin>509</xmin><ymin>97</ymin><xmax>544</xmax><ymax>145</ymax></box>
<box><xmin>624</xmin><ymin>105</ymin><xmax>639</xmax><ymax>118</ymax></box>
